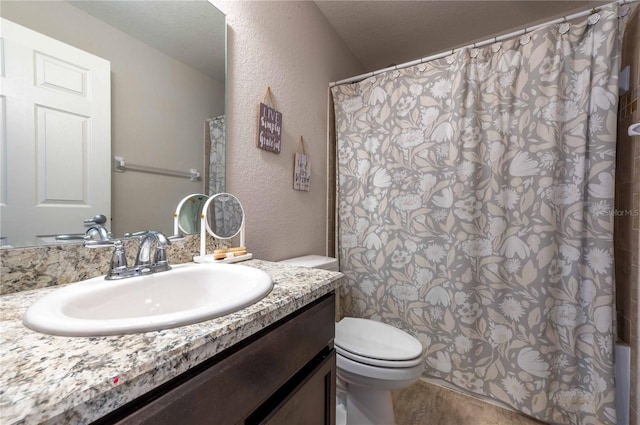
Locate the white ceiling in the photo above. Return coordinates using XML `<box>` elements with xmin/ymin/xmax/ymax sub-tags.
<box><xmin>68</xmin><ymin>0</ymin><xmax>226</xmax><ymax>82</ymax></box>
<box><xmin>314</xmin><ymin>0</ymin><xmax>608</xmax><ymax>73</ymax></box>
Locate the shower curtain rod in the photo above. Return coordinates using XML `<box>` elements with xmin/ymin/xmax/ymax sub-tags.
<box><xmin>330</xmin><ymin>0</ymin><xmax>637</xmax><ymax>87</ymax></box>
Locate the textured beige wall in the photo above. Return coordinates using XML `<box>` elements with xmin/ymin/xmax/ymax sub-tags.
<box><xmin>1</xmin><ymin>1</ymin><xmax>224</xmax><ymax>237</ymax></box>
<box><xmin>212</xmin><ymin>1</ymin><xmax>364</xmax><ymax>261</ymax></box>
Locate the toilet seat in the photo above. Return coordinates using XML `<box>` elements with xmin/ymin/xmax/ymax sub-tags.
<box><xmin>336</xmin><ymin>345</ymin><xmax>423</xmax><ymax>368</ymax></box>
<box><xmin>335</xmin><ymin>318</ymin><xmax>423</xmax><ymax>368</ymax></box>
<box><xmin>336</xmin><ymin>352</ymin><xmax>425</xmax><ymax>388</ymax></box>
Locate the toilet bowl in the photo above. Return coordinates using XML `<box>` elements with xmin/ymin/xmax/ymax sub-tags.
<box><xmin>279</xmin><ymin>256</ymin><xmax>425</xmax><ymax>425</ymax></box>
<box><xmin>335</xmin><ymin>317</ymin><xmax>424</xmax><ymax>425</ymax></box>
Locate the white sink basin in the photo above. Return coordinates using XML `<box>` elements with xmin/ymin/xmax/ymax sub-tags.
<box><xmin>23</xmin><ymin>263</ymin><xmax>273</xmax><ymax>337</ymax></box>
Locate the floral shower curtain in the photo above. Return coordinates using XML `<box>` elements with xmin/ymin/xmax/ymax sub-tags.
<box><xmin>207</xmin><ymin>115</ymin><xmax>226</xmax><ymax>195</ymax></box>
<box><xmin>332</xmin><ymin>4</ymin><xmax>620</xmax><ymax>424</ymax></box>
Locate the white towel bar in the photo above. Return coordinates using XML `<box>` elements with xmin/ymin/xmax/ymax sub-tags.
<box><xmin>113</xmin><ymin>156</ymin><xmax>200</xmax><ymax>181</ymax></box>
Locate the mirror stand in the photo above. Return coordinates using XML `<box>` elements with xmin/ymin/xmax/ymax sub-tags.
<box><xmin>198</xmin><ymin>218</ymin><xmax>246</xmax><ymax>258</ymax></box>
<box><xmin>194</xmin><ymin>193</ymin><xmax>251</xmax><ymax>264</ymax></box>
<box><xmin>174</xmin><ymin>194</ymin><xmax>209</xmax><ymax>237</ymax></box>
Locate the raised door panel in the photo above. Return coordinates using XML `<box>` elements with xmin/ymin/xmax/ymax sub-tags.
<box><xmin>35</xmin><ymin>52</ymin><xmax>88</xmax><ymax>97</ymax></box>
<box><xmin>36</xmin><ymin>106</ymin><xmax>89</xmax><ymax>204</ymax></box>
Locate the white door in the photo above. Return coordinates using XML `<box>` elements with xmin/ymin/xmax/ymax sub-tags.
<box><xmin>0</xmin><ymin>18</ymin><xmax>111</xmax><ymax>247</ymax></box>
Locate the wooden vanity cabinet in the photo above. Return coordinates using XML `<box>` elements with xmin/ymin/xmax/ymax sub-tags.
<box><xmin>256</xmin><ymin>351</ymin><xmax>335</xmax><ymax>425</ymax></box>
<box><xmin>95</xmin><ymin>292</ymin><xmax>336</xmax><ymax>425</ymax></box>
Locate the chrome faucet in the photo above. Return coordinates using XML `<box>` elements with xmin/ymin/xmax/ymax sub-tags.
<box><xmin>56</xmin><ymin>224</ymin><xmax>110</xmax><ymax>241</ymax></box>
<box><xmin>85</xmin><ymin>231</ymin><xmax>172</xmax><ymax>280</ymax></box>
<box><xmin>85</xmin><ymin>225</ymin><xmax>110</xmax><ymax>241</ymax></box>
<box><xmin>135</xmin><ymin>231</ymin><xmax>171</xmax><ymax>271</ymax></box>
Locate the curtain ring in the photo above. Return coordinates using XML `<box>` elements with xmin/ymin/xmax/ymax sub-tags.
<box><xmin>588</xmin><ymin>13</ymin><xmax>600</xmax><ymax>25</ymax></box>
<box><xmin>391</xmin><ymin>64</ymin><xmax>400</xmax><ymax>78</ymax></box>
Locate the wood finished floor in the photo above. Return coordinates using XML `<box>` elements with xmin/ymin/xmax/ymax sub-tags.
<box><xmin>391</xmin><ymin>380</ymin><xmax>546</xmax><ymax>425</ymax></box>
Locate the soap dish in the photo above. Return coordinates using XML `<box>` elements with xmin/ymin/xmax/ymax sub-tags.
<box><xmin>193</xmin><ymin>253</ymin><xmax>253</xmax><ymax>264</ymax></box>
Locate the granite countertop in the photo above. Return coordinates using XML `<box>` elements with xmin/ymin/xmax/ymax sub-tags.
<box><xmin>0</xmin><ymin>260</ymin><xmax>342</xmax><ymax>425</ymax></box>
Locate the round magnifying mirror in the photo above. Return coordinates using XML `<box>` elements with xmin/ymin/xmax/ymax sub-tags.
<box><xmin>205</xmin><ymin>193</ymin><xmax>244</xmax><ymax>239</ymax></box>
<box><xmin>175</xmin><ymin>194</ymin><xmax>209</xmax><ymax>235</ymax></box>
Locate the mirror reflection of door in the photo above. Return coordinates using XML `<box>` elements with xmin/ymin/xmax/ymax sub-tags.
<box><xmin>0</xmin><ymin>18</ymin><xmax>111</xmax><ymax>247</ymax></box>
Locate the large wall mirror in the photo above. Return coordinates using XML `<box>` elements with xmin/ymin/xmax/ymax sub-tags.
<box><xmin>0</xmin><ymin>0</ymin><xmax>226</xmax><ymax>248</ymax></box>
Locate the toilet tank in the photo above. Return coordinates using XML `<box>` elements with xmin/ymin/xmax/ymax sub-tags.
<box><xmin>279</xmin><ymin>255</ymin><xmax>339</xmax><ymax>272</ymax></box>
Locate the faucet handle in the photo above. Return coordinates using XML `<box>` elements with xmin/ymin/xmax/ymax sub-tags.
<box><xmin>110</xmin><ymin>240</ymin><xmax>128</xmax><ymax>271</ymax></box>
<box><xmin>85</xmin><ymin>239</ymin><xmax>129</xmax><ymax>278</ymax></box>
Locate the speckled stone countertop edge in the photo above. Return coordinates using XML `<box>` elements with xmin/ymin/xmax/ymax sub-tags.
<box><xmin>0</xmin><ymin>259</ymin><xmax>342</xmax><ymax>425</ymax></box>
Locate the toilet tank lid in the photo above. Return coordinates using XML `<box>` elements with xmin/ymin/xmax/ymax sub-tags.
<box><xmin>279</xmin><ymin>255</ymin><xmax>338</xmax><ymax>270</ymax></box>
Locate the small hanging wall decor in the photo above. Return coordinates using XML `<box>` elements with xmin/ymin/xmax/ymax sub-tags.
<box><xmin>257</xmin><ymin>87</ymin><xmax>282</xmax><ymax>154</ymax></box>
<box><xmin>293</xmin><ymin>136</ymin><xmax>311</xmax><ymax>191</ymax></box>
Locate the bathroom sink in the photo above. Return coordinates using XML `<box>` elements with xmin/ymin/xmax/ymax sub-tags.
<box><xmin>22</xmin><ymin>263</ymin><xmax>273</xmax><ymax>337</ymax></box>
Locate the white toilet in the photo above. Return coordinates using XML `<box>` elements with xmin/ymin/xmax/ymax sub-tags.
<box><xmin>279</xmin><ymin>255</ymin><xmax>425</xmax><ymax>425</ymax></box>
<box><xmin>335</xmin><ymin>318</ymin><xmax>424</xmax><ymax>425</ymax></box>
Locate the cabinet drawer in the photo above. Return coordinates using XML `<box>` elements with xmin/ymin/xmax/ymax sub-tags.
<box><xmin>108</xmin><ymin>293</ymin><xmax>335</xmax><ymax>425</ymax></box>
<box><xmin>259</xmin><ymin>350</ymin><xmax>336</xmax><ymax>425</ymax></box>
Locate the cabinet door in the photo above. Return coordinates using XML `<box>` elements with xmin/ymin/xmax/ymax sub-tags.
<box><xmin>261</xmin><ymin>351</ymin><xmax>336</xmax><ymax>425</ymax></box>
<box><xmin>105</xmin><ymin>294</ymin><xmax>335</xmax><ymax>425</ymax></box>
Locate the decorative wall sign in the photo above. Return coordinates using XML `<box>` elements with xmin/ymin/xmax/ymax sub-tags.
<box><xmin>257</xmin><ymin>87</ymin><xmax>282</xmax><ymax>154</ymax></box>
<box><xmin>294</xmin><ymin>136</ymin><xmax>311</xmax><ymax>191</ymax></box>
